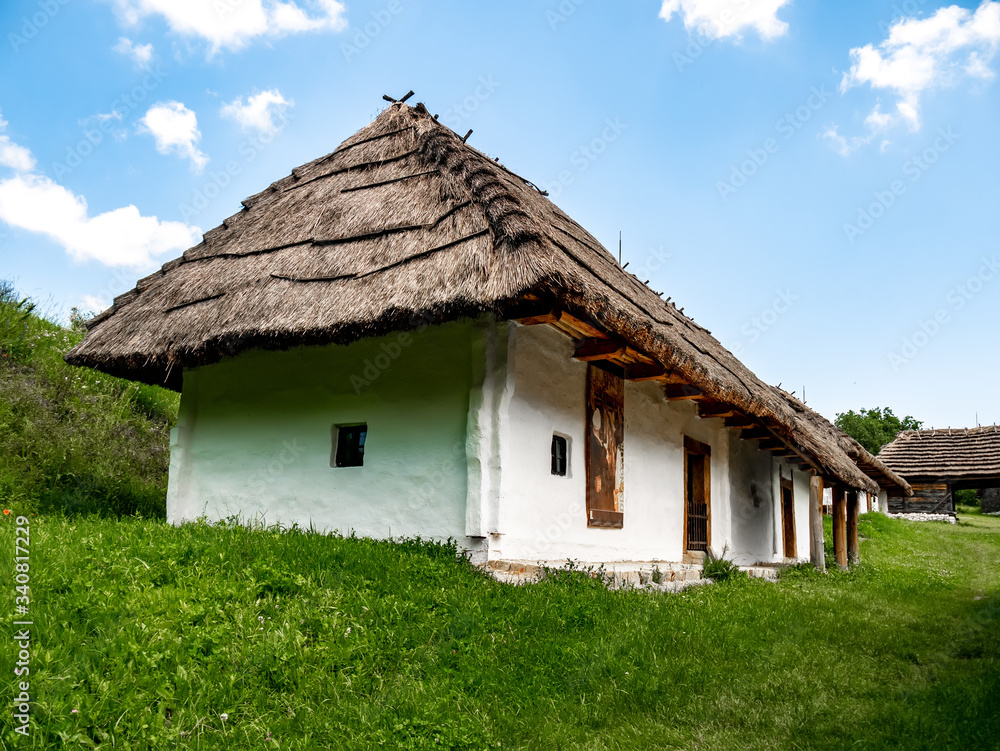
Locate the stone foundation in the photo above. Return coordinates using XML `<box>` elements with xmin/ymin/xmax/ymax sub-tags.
<box><xmin>483</xmin><ymin>559</ymin><xmax>781</xmax><ymax>589</ymax></box>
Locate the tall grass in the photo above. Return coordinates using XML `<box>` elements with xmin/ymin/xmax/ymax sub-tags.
<box><xmin>0</xmin><ymin>512</ymin><xmax>997</xmax><ymax>749</ymax></box>
<box><xmin>0</xmin><ymin>281</ymin><xmax>177</xmax><ymax>517</ymax></box>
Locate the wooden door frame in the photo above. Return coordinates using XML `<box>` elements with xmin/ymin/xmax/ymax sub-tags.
<box><xmin>780</xmin><ymin>476</ymin><xmax>796</xmax><ymax>559</ymax></box>
<box><xmin>683</xmin><ymin>436</ymin><xmax>712</xmax><ymax>561</ymax></box>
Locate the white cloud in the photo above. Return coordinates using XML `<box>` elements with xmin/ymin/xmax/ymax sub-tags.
<box><xmin>220</xmin><ymin>89</ymin><xmax>293</xmax><ymax>133</ymax></box>
<box><xmin>840</xmin><ymin>2</ymin><xmax>1000</xmax><ymax>133</ymax></box>
<box><xmin>139</xmin><ymin>101</ymin><xmax>208</xmax><ymax>172</ymax></box>
<box><xmin>79</xmin><ymin>294</ymin><xmax>110</xmax><ymax>314</ymax></box>
<box><xmin>659</xmin><ymin>0</ymin><xmax>792</xmax><ymax>41</ymax></box>
<box><xmin>0</xmin><ymin>173</ymin><xmax>201</xmax><ymax>268</ymax></box>
<box><xmin>0</xmin><ymin>114</ymin><xmax>35</xmax><ymax>172</ymax></box>
<box><xmin>821</xmin><ymin>126</ymin><xmax>879</xmax><ymax>157</ymax></box>
<box><xmin>112</xmin><ymin>0</ymin><xmax>347</xmax><ymax>54</ymax></box>
<box><xmin>0</xmin><ymin>111</ymin><xmax>201</xmax><ymax>269</ymax></box>
<box><xmin>112</xmin><ymin>36</ymin><xmax>154</xmax><ymax>66</ymax></box>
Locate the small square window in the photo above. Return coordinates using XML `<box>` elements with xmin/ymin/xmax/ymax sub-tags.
<box><xmin>333</xmin><ymin>424</ymin><xmax>367</xmax><ymax>468</ymax></box>
<box><xmin>551</xmin><ymin>434</ymin><xmax>568</xmax><ymax>477</ymax></box>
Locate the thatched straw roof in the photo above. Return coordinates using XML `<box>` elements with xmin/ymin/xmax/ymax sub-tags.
<box><xmin>879</xmin><ymin>426</ymin><xmax>1000</xmax><ymax>483</ymax></box>
<box><xmin>67</xmin><ymin>100</ymin><xmax>889</xmax><ymax>494</ymax></box>
<box><xmin>773</xmin><ymin>389</ymin><xmax>911</xmax><ymax>497</ymax></box>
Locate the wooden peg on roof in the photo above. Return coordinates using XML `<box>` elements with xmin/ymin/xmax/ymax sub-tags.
<box><xmin>462</xmin><ymin>130</ymin><xmax>473</xmax><ymax>143</ymax></box>
<box><xmin>383</xmin><ymin>91</ymin><xmax>415</xmax><ymax>104</ymax></box>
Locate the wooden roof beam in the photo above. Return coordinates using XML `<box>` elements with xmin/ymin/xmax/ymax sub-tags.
<box><xmin>515</xmin><ymin>309</ymin><xmax>561</xmax><ymax>326</ymax></box>
<box><xmin>625</xmin><ymin>362</ymin><xmax>667</xmax><ymax>382</ymax></box>
<box><xmin>760</xmin><ymin>441</ymin><xmax>789</xmax><ymax>451</ymax></box>
<box><xmin>698</xmin><ymin>403</ymin><xmax>738</xmax><ymax>419</ymax></box>
<box><xmin>741</xmin><ymin>427</ymin><xmax>773</xmax><ymax>441</ymax></box>
<box><xmin>665</xmin><ymin>384</ymin><xmax>704</xmax><ymax>401</ymax></box>
<box><xmin>574</xmin><ymin>337</ymin><xmax>625</xmax><ymax>362</ymax></box>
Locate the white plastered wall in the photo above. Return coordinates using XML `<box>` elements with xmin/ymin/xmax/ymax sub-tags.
<box><xmin>167</xmin><ymin>319</ymin><xmax>479</xmax><ymax>549</ymax></box>
<box><xmin>488</xmin><ymin>323</ymin><xmax>758</xmax><ymax>565</ymax></box>
<box><xmin>166</xmin><ymin>314</ymin><xmax>834</xmax><ymax>568</ymax></box>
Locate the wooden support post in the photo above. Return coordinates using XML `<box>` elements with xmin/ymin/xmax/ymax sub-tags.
<box><xmin>847</xmin><ymin>490</ymin><xmax>860</xmax><ymax>565</ymax></box>
<box><xmin>809</xmin><ymin>475</ymin><xmax>825</xmax><ymax>572</ymax></box>
<box><xmin>832</xmin><ymin>485</ymin><xmax>847</xmax><ymax>570</ymax></box>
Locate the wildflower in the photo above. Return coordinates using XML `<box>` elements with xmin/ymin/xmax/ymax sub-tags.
<box><xmin>3</xmin><ymin>509</ymin><xmax>10</xmax><ymax>515</ymax></box>
<box><xmin>72</xmin><ymin>709</ymin><xmax>78</xmax><ymax>714</ymax></box>
<box><xmin>220</xmin><ymin>713</ymin><xmax>229</xmax><ymax>721</ymax></box>
<box><xmin>344</xmin><ymin>627</ymin><xmax>351</xmax><ymax>637</ymax></box>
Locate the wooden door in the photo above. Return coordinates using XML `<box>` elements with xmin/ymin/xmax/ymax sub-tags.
<box><xmin>586</xmin><ymin>365</ymin><xmax>624</xmax><ymax>528</ymax></box>
<box><xmin>684</xmin><ymin>437</ymin><xmax>711</xmax><ymax>555</ymax></box>
<box><xmin>781</xmin><ymin>477</ymin><xmax>796</xmax><ymax>558</ymax></box>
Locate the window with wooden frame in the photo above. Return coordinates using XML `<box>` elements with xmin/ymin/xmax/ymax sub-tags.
<box><xmin>683</xmin><ymin>437</ymin><xmax>711</xmax><ymax>559</ymax></box>
<box><xmin>551</xmin><ymin>434</ymin><xmax>569</xmax><ymax>477</ymax></box>
<box><xmin>780</xmin><ymin>475</ymin><xmax>796</xmax><ymax>559</ymax></box>
<box><xmin>331</xmin><ymin>423</ymin><xmax>367</xmax><ymax>468</ymax></box>
<box><xmin>585</xmin><ymin>364</ymin><xmax>624</xmax><ymax>529</ymax></box>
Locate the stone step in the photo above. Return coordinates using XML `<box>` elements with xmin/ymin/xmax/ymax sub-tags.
<box><xmin>483</xmin><ymin>559</ymin><xmax>783</xmax><ymax>587</ymax></box>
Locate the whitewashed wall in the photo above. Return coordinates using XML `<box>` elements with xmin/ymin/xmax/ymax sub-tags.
<box><xmin>728</xmin><ymin>434</ymin><xmax>777</xmax><ymax>565</ymax></box>
<box><xmin>790</xmin><ymin>467</ymin><xmax>813</xmax><ymax>560</ymax></box>
<box><xmin>167</xmin><ymin>320</ymin><xmax>480</xmax><ymax>551</ymax></box>
<box><xmin>167</xmin><ymin>314</ymin><xmax>847</xmax><ymax>568</ymax></box>
<box><xmin>488</xmin><ymin>323</ymin><xmax>779</xmax><ymax>565</ymax></box>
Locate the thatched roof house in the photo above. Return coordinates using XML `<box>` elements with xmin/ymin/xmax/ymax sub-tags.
<box><xmin>879</xmin><ymin>426</ymin><xmax>1000</xmax><ymax>514</ymax></box>
<box><xmin>67</xmin><ymin>99</ymin><xmax>904</xmax><ymax>571</ymax></box>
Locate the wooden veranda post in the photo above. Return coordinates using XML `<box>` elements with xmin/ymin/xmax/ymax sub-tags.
<box><xmin>847</xmin><ymin>490</ymin><xmax>860</xmax><ymax>565</ymax></box>
<box><xmin>832</xmin><ymin>485</ymin><xmax>848</xmax><ymax>570</ymax></box>
<box><xmin>809</xmin><ymin>475</ymin><xmax>825</xmax><ymax>572</ymax></box>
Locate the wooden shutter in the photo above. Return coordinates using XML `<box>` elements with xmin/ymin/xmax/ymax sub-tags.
<box><xmin>586</xmin><ymin>365</ymin><xmax>624</xmax><ymax>529</ymax></box>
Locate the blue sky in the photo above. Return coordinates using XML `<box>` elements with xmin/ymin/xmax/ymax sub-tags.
<box><xmin>1</xmin><ymin>0</ymin><xmax>998</xmax><ymax>430</ymax></box>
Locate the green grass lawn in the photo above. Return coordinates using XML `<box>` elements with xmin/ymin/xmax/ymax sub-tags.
<box><xmin>1</xmin><ymin>511</ymin><xmax>998</xmax><ymax>750</ymax></box>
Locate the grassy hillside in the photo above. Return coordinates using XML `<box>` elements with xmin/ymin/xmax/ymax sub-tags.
<box><xmin>0</xmin><ymin>282</ymin><xmax>177</xmax><ymax>517</ymax></box>
<box><xmin>0</xmin><ymin>512</ymin><xmax>997</xmax><ymax>750</ymax></box>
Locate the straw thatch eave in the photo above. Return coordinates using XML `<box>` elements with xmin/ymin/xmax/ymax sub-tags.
<box><xmin>879</xmin><ymin>426</ymin><xmax>1000</xmax><ymax>483</ymax></box>
<box><xmin>66</xmin><ymin>100</ymin><xmax>882</xmax><ymax>494</ymax></box>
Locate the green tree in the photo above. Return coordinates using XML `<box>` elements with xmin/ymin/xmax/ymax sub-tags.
<box><xmin>835</xmin><ymin>407</ymin><xmax>923</xmax><ymax>456</ymax></box>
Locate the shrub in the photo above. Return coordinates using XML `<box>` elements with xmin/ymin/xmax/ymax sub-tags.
<box><xmin>702</xmin><ymin>546</ymin><xmax>746</xmax><ymax>583</ymax></box>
